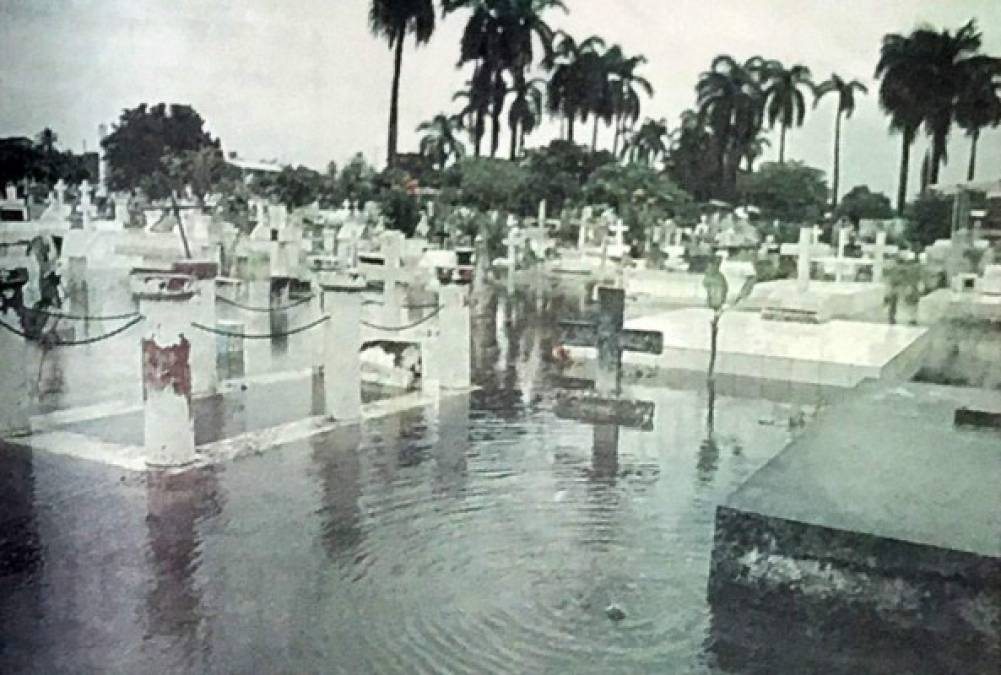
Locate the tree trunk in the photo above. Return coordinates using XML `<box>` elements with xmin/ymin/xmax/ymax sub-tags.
<box><xmin>895</xmin><ymin>130</ymin><xmax>912</xmax><ymax>216</ymax></box>
<box><xmin>831</xmin><ymin>110</ymin><xmax>842</xmax><ymax>208</ymax></box>
<box><xmin>591</xmin><ymin>117</ymin><xmax>599</xmax><ymax>152</ymax></box>
<box><xmin>612</xmin><ymin>116</ymin><xmax>621</xmax><ymax>157</ymax></box>
<box><xmin>490</xmin><ymin>108</ymin><xmax>501</xmax><ymax>158</ymax></box>
<box><xmin>170</xmin><ymin>193</ymin><xmax>192</xmax><ymax>259</ymax></box>
<box><xmin>567</xmin><ymin>116</ymin><xmax>575</xmax><ymax>144</ymax></box>
<box><xmin>386</xmin><ymin>35</ymin><xmax>405</xmax><ymax>168</ymax></box>
<box><xmin>967</xmin><ymin>129</ymin><xmax>979</xmax><ymax>181</ymax></box>
<box><xmin>509</xmin><ymin>121</ymin><xmax>518</xmax><ymax>160</ymax></box>
<box><xmin>778</xmin><ymin>124</ymin><xmax>787</xmax><ymax>164</ymax></box>
<box><xmin>929</xmin><ymin>135</ymin><xmax>944</xmax><ymax>187</ymax></box>
<box><xmin>474</xmin><ymin>108</ymin><xmax>484</xmax><ymax>157</ymax></box>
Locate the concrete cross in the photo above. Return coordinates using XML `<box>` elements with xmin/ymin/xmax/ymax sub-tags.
<box><xmin>555</xmin><ymin>286</ymin><xmax>662</xmax><ymax>430</ymax></box>
<box><xmin>377</xmin><ymin>231</ymin><xmax>409</xmax><ymax>325</ymax></box>
<box><xmin>796</xmin><ymin>227</ymin><xmax>813</xmax><ymax>293</ymax></box>
<box><xmin>835</xmin><ymin>226</ymin><xmax>851</xmax><ymax>282</ymax></box>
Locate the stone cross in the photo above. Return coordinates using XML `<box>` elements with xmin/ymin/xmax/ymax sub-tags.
<box><xmin>559</xmin><ymin>287</ymin><xmax>662</xmax><ymax>396</ymax></box>
<box><xmin>610</xmin><ymin>219</ymin><xmax>628</xmax><ymax>251</ymax></box>
<box><xmin>54</xmin><ymin>179</ymin><xmax>67</xmax><ymax>206</ymax></box>
<box><xmin>5</xmin><ymin>183</ymin><xmax>17</xmax><ymax>202</ymax></box>
<box><xmin>555</xmin><ymin>286</ymin><xmax>662</xmax><ymax>429</ymax></box>
<box><xmin>378</xmin><ymin>230</ymin><xmax>408</xmax><ymax>325</ymax></box>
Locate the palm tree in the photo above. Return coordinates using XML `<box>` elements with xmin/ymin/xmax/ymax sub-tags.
<box><xmin>761</xmin><ymin>61</ymin><xmax>813</xmax><ymax>163</ymax></box>
<box><xmin>876</xmin><ymin>32</ymin><xmax>926</xmax><ymax>214</ymax></box>
<box><xmin>507</xmin><ymin>75</ymin><xmax>546</xmax><ymax>158</ymax></box>
<box><xmin>417</xmin><ymin>113</ymin><xmax>466</xmax><ymax>169</ymax></box>
<box><xmin>955</xmin><ymin>61</ymin><xmax>1001</xmax><ymax>180</ymax></box>
<box><xmin>452</xmin><ymin>80</ymin><xmax>486</xmax><ymax>154</ymax></box>
<box><xmin>445</xmin><ymin>0</ymin><xmax>564</xmax><ymax>157</ymax></box>
<box><xmin>623</xmin><ymin>118</ymin><xmax>670</xmax><ymax>167</ymax></box>
<box><xmin>608</xmin><ymin>49</ymin><xmax>653</xmax><ymax>157</ymax></box>
<box><xmin>35</xmin><ymin>128</ymin><xmax>59</xmax><ymax>155</ymax></box>
<box><xmin>814</xmin><ymin>74</ymin><xmax>868</xmax><ymax>207</ymax></box>
<box><xmin>696</xmin><ymin>55</ymin><xmax>765</xmax><ymax>198</ymax></box>
<box><xmin>876</xmin><ymin>20</ymin><xmax>994</xmax><ymax>202</ymax></box>
<box><xmin>546</xmin><ymin>32</ymin><xmax>606</xmax><ymax>144</ymax></box>
<box><xmin>744</xmin><ymin>134</ymin><xmax>770</xmax><ymax>172</ymax></box>
<box><xmin>369</xmin><ymin>0</ymin><xmax>436</xmax><ymax>168</ymax></box>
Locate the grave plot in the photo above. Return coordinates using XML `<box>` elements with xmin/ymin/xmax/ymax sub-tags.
<box><xmin>1</xmin><ymin>257</ymin><xmax>475</xmax><ymax>472</ymax></box>
<box><xmin>708</xmin><ymin>381</ymin><xmax>1001</xmax><ymax>671</ymax></box>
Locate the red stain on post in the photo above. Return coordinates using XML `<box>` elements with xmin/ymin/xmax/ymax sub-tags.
<box><xmin>142</xmin><ymin>337</ymin><xmax>192</xmax><ymax>405</ymax></box>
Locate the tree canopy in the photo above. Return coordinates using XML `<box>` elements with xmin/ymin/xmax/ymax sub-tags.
<box><xmin>737</xmin><ymin>161</ymin><xmax>829</xmax><ymax>224</ymax></box>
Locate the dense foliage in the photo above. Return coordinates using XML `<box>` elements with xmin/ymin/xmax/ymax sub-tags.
<box><xmin>737</xmin><ymin>161</ymin><xmax>829</xmax><ymax>225</ymax></box>
<box><xmin>835</xmin><ymin>185</ymin><xmax>895</xmax><ymax>225</ymax></box>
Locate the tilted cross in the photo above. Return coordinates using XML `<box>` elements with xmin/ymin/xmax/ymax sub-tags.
<box><xmin>555</xmin><ymin>286</ymin><xmax>662</xmax><ymax>430</ymax></box>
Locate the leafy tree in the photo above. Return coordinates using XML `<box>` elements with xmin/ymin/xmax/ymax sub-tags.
<box><xmin>761</xmin><ymin>61</ymin><xmax>814</xmax><ymax>163</ymax></box>
<box><xmin>520</xmin><ymin>140</ymin><xmax>615</xmax><ymax>212</ymax></box>
<box><xmin>664</xmin><ymin>109</ymin><xmax>720</xmax><ymax>201</ymax></box>
<box><xmin>256</xmin><ymin>164</ymin><xmax>326</xmax><ymax>208</ymax></box>
<box><xmin>338</xmin><ymin>153</ymin><xmax>378</xmax><ymax>205</ymax></box>
<box><xmin>606</xmin><ymin>46</ymin><xmax>653</xmax><ymax>156</ymax></box>
<box><xmin>835</xmin><ymin>185</ymin><xmax>894</xmax><ymax>226</ymax></box>
<box><xmin>443</xmin><ymin>157</ymin><xmax>529</xmax><ymax>212</ymax></box>
<box><xmin>904</xmin><ymin>191</ymin><xmax>952</xmax><ymax>248</ymax></box>
<box><xmin>507</xmin><ymin>76</ymin><xmax>545</xmax><ymax>158</ymax></box>
<box><xmin>369</xmin><ymin>0</ymin><xmax>436</xmax><ymax>167</ymax></box>
<box><xmin>102</xmin><ymin>103</ymin><xmax>219</xmax><ymax>198</ymax></box>
<box><xmin>378</xmin><ymin>169</ymin><xmax>422</xmax><ymax>235</ymax></box>
<box><xmin>737</xmin><ymin>161</ymin><xmax>828</xmax><ymax>224</ymax></box>
<box><xmin>814</xmin><ymin>74</ymin><xmax>868</xmax><ymax>207</ymax></box>
<box><xmin>581</xmin><ymin>162</ymin><xmax>696</xmax><ymax>241</ymax></box>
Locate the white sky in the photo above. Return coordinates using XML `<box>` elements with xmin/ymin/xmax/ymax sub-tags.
<box><xmin>2</xmin><ymin>0</ymin><xmax>999</xmax><ymax>199</ymax></box>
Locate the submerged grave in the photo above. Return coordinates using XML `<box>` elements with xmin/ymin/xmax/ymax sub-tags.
<box><xmin>708</xmin><ymin>380</ymin><xmax>1000</xmax><ymax>671</ymax></box>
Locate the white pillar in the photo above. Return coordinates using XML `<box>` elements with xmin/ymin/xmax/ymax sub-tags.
<box><xmin>873</xmin><ymin>231</ymin><xmax>887</xmax><ymax>284</ymax></box>
<box><xmin>796</xmin><ymin>227</ymin><xmax>812</xmax><ymax>293</ymax></box>
<box><xmin>320</xmin><ymin>272</ymin><xmax>367</xmax><ymax>421</ymax></box>
<box><xmin>135</xmin><ymin>273</ymin><xmax>197</xmax><ymax>467</ymax></box>
<box><xmin>380</xmin><ymin>231</ymin><xmax>406</xmax><ymax>326</ymax></box>
<box><xmin>538</xmin><ymin>200</ymin><xmax>547</xmax><ymax>227</ymax></box>
<box><xmin>427</xmin><ymin>284</ymin><xmax>471</xmax><ymax>390</ymax></box>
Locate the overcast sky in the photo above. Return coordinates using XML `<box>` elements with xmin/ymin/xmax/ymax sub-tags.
<box><xmin>2</xmin><ymin>0</ymin><xmax>999</xmax><ymax>200</ymax></box>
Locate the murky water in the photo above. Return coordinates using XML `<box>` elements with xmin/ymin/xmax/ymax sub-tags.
<box><xmin>0</xmin><ymin>284</ymin><xmax>930</xmax><ymax>673</ymax></box>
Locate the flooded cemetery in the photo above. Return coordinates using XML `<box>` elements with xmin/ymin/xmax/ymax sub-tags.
<box><xmin>3</xmin><ymin>2</ymin><xmax>1001</xmax><ymax>674</ymax></box>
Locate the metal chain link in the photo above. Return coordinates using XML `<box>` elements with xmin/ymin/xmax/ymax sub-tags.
<box><xmin>215</xmin><ymin>294</ymin><xmax>315</xmax><ymax>313</ymax></box>
<box><xmin>190</xmin><ymin>315</ymin><xmax>330</xmax><ymax>340</ymax></box>
<box><xmin>360</xmin><ymin>305</ymin><xmax>443</xmax><ymax>332</ymax></box>
<box><xmin>0</xmin><ymin>314</ymin><xmax>145</xmax><ymax>347</ymax></box>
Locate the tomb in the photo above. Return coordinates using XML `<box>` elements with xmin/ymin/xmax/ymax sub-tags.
<box><xmin>708</xmin><ymin>381</ymin><xmax>1000</xmax><ymax>662</ymax></box>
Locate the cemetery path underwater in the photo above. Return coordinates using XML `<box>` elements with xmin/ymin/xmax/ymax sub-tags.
<box><xmin>0</xmin><ymin>289</ymin><xmax>990</xmax><ymax>674</ymax></box>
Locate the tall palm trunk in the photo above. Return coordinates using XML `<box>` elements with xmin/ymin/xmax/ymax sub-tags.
<box><xmin>929</xmin><ymin>134</ymin><xmax>945</xmax><ymax>186</ymax></box>
<box><xmin>591</xmin><ymin>117</ymin><xmax>599</xmax><ymax>152</ymax></box>
<box><xmin>386</xmin><ymin>34</ymin><xmax>405</xmax><ymax>168</ymax></box>
<box><xmin>473</xmin><ymin>108</ymin><xmax>484</xmax><ymax>157</ymax></box>
<box><xmin>830</xmin><ymin>110</ymin><xmax>842</xmax><ymax>208</ymax></box>
<box><xmin>490</xmin><ymin>109</ymin><xmax>502</xmax><ymax>158</ymax></box>
<box><xmin>895</xmin><ymin>129</ymin><xmax>914</xmax><ymax>215</ymax></box>
<box><xmin>967</xmin><ymin>129</ymin><xmax>979</xmax><ymax>181</ymax></box>
<box><xmin>778</xmin><ymin>124</ymin><xmax>787</xmax><ymax>164</ymax></box>
<box><xmin>567</xmin><ymin>116</ymin><xmax>575</xmax><ymax>144</ymax></box>
<box><xmin>509</xmin><ymin>120</ymin><xmax>518</xmax><ymax>160</ymax></box>
<box><xmin>612</xmin><ymin>116</ymin><xmax>622</xmax><ymax>156</ymax></box>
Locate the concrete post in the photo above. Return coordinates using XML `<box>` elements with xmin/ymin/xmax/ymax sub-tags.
<box><xmin>134</xmin><ymin>272</ymin><xmax>197</xmax><ymax>467</ymax></box>
<box><xmin>216</xmin><ymin>320</ymin><xmax>245</xmax><ymax>380</ymax></box>
<box><xmin>66</xmin><ymin>255</ymin><xmax>89</xmax><ymax>336</ymax></box>
<box><xmin>379</xmin><ymin>231</ymin><xmax>406</xmax><ymax>327</ymax></box>
<box><xmin>796</xmin><ymin>227</ymin><xmax>812</xmax><ymax>293</ymax></box>
<box><xmin>503</xmin><ymin>229</ymin><xmax>521</xmax><ymax>295</ymax></box>
<box><xmin>434</xmin><ymin>284</ymin><xmax>471</xmax><ymax>390</ymax></box>
<box><xmin>172</xmin><ymin>261</ymin><xmax>218</xmax><ymax>395</ymax></box>
<box><xmin>319</xmin><ymin>271</ymin><xmax>367</xmax><ymax>421</ymax></box>
<box><xmin>269</xmin><ymin>276</ymin><xmax>291</xmax><ymax>352</ymax></box>
<box><xmin>873</xmin><ymin>231</ymin><xmax>887</xmax><ymax>284</ymax></box>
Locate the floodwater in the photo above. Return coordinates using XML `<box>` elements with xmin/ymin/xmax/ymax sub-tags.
<box><xmin>0</xmin><ymin>284</ymin><xmax>945</xmax><ymax>674</ymax></box>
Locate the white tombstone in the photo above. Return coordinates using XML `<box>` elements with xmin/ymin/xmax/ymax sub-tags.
<box><xmin>538</xmin><ymin>200</ymin><xmax>547</xmax><ymax>228</ymax></box>
<box><xmin>5</xmin><ymin>183</ymin><xmax>18</xmax><ymax>202</ymax></box>
<box><xmin>79</xmin><ymin>180</ymin><xmax>93</xmax><ymax>228</ymax></box>
<box><xmin>835</xmin><ymin>227</ymin><xmax>851</xmax><ymax>282</ymax></box>
<box><xmin>502</xmin><ymin>227</ymin><xmax>524</xmax><ymax>294</ymax></box>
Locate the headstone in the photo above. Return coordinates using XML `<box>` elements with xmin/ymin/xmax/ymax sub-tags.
<box><xmin>796</xmin><ymin>227</ymin><xmax>813</xmax><ymax>293</ymax></box>
<box><xmin>979</xmin><ymin>265</ymin><xmax>1001</xmax><ymax>296</ymax></box>
<box><xmin>5</xmin><ymin>183</ymin><xmax>17</xmax><ymax>202</ymax></box>
<box><xmin>872</xmin><ymin>231</ymin><xmax>888</xmax><ymax>284</ymax></box>
<box><xmin>835</xmin><ymin>227</ymin><xmax>851</xmax><ymax>282</ymax></box>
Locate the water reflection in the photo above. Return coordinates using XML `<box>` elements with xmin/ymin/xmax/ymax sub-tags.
<box><xmin>144</xmin><ymin>467</ymin><xmax>221</xmax><ymax>658</ymax></box>
<box><xmin>311</xmin><ymin>426</ymin><xmax>364</xmax><ymax>561</ymax></box>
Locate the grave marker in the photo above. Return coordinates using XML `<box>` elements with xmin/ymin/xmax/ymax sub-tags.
<box><xmin>555</xmin><ymin>286</ymin><xmax>662</xmax><ymax>429</ymax></box>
